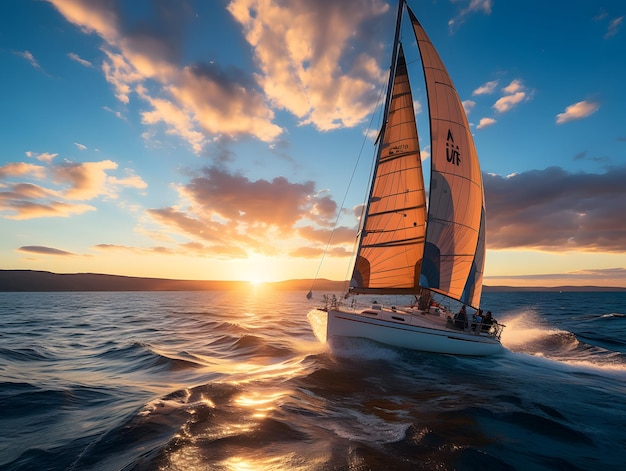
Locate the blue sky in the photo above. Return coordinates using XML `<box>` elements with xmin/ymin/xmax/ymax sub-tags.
<box><xmin>1</xmin><ymin>0</ymin><xmax>625</xmax><ymax>286</ymax></box>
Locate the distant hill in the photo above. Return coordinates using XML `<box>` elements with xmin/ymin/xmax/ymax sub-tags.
<box><xmin>0</xmin><ymin>270</ymin><xmax>344</xmax><ymax>292</ymax></box>
<box><xmin>1</xmin><ymin>270</ymin><xmax>625</xmax><ymax>292</ymax></box>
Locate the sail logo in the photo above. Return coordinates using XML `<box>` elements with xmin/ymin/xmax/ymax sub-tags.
<box><xmin>389</xmin><ymin>144</ymin><xmax>409</xmax><ymax>155</ymax></box>
<box><xmin>446</xmin><ymin>130</ymin><xmax>461</xmax><ymax>166</ymax></box>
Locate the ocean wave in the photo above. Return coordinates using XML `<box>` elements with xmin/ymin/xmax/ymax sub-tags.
<box><xmin>0</xmin><ymin>347</ymin><xmax>52</xmax><ymax>362</ymax></box>
<box><xmin>91</xmin><ymin>341</ymin><xmax>204</xmax><ymax>373</ymax></box>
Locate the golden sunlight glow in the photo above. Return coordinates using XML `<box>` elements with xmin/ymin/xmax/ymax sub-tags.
<box><xmin>234</xmin><ymin>390</ymin><xmax>286</xmax><ymax>419</ymax></box>
<box><xmin>221</xmin><ymin>455</ymin><xmax>304</xmax><ymax>471</ymax></box>
<box><xmin>248</xmin><ymin>278</ymin><xmax>265</xmax><ymax>288</ymax></box>
<box><xmin>241</xmin><ymin>254</ymin><xmax>275</xmax><ymax>284</ymax></box>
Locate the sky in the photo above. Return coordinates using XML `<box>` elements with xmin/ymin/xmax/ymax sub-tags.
<box><xmin>1</xmin><ymin>0</ymin><xmax>625</xmax><ymax>287</ymax></box>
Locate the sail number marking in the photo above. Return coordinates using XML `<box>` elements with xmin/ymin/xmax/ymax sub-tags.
<box><xmin>446</xmin><ymin>129</ymin><xmax>461</xmax><ymax>166</ymax></box>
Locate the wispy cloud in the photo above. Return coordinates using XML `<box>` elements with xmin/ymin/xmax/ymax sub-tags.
<box><xmin>604</xmin><ymin>16</ymin><xmax>623</xmax><ymax>39</ymax></box>
<box><xmin>102</xmin><ymin>106</ymin><xmax>124</xmax><ymax>120</ymax></box>
<box><xmin>593</xmin><ymin>7</ymin><xmax>622</xmax><ymax>39</ymax></box>
<box><xmin>16</xmin><ymin>50</ymin><xmax>42</xmax><ymax>71</ymax></box>
<box><xmin>593</xmin><ymin>8</ymin><xmax>608</xmax><ymax>21</ymax></box>
<box><xmin>473</xmin><ymin>80</ymin><xmax>498</xmax><ymax>96</ymax></box>
<box><xmin>18</xmin><ymin>245</ymin><xmax>75</xmax><ymax>256</ymax></box>
<box><xmin>448</xmin><ymin>0</ymin><xmax>493</xmax><ymax>32</ymax></box>
<box><xmin>67</xmin><ymin>52</ymin><xmax>92</xmax><ymax>67</ymax></box>
<box><xmin>74</xmin><ymin>142</ymin><xmax>87</xmax><ymax>151</ymax></box>
<box><xmin>556</xmin><ymin>100</ymin><xmax>600</xmax><ymax>124</ymax></box>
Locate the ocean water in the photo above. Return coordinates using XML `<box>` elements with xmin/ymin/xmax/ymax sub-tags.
<box><xmin>1</xmin><ymin>289</ymin><xmax>625</xmax><ymax>471</ymax></box>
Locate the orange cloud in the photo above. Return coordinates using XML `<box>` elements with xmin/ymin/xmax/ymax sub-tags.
<box><xmin>555</xmin><ymin>100</ymin><xmax>600</xmax><ymax>124</ymax></box>
<box><xmin>0</xmin><ymin>162</ymin><xmax>46</xmax><ymax>179</ymax></box>
<box><xmin>25</xmin><ymin>151</ymin><xmax>58</xmax><ymax>163</ymax></box>
<box><xmin>53</xmin><ymin>160</ymin><xmax>118</xmax><ymax>200</ymax></box>
<box><xmin>297</xmin><ymin>225</ymin><xmax>356</xmax><ymax>245</ymax></box>
<box><xmin>2</xmin><ymin>200</ymin><xmax>95</xmax><ymax>220</ymax></box>
<box><xmin>229</xmin><ymin>0</ymin><xmax>389</xmax><ymax>131</ymax></box>
<box><xmin>47</xmin><ymin>0</ymin><xmax>399</xmax><ymax>150</ymax></box>
<box><xmin>1</xmin><ymin>156</ymin><xmax>147</xmax><ymax>220</ymax></box>
<box><xmin>143</xmin><ymin>167</ymin><xmax>344</xmax><ymax>260</ymax></box>
<box><xmin>47</xmin><ymin>0</ymin><xmax>283</xmax><ymax>151</ymax></box>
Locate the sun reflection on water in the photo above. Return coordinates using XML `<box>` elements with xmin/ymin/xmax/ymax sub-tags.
<box><xmin>234</xmin><ymin>389</ymin><xmax>286</xmax><ymax>419</ymax></box>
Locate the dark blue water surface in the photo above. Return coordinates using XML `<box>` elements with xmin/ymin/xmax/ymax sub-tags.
<box><xmin>1</xmin><ymin>289</ymin><xmax>625</xmax><ymax>470</ymax></box>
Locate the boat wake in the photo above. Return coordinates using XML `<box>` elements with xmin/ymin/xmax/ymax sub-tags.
<box><xmin>500</xmin><ymin>311</ymin><xmax>626</xmax><ymax>372</ymax></box>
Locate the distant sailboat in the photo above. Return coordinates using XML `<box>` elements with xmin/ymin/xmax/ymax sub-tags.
<box><xmin>310</xmin><ymin>0</ymin><xmax>505</xmax><ymax>356</ymax></box>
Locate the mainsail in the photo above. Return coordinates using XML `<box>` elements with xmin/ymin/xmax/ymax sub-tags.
<box><xmin>349</xmin><ymin>2</ymin><xmax>485</xmax><ymax>308</ymax></box>
<box><xmin>350</xmin><ymin>44</ymin><xmax>427</xmax><ymax>294</ymax></box>
<box><xmin>408</xmin><ymin>7</ymin><xmax>485</xmax><ymax>307</ymax></box>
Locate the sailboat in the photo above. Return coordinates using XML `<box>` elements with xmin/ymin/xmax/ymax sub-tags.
<box><xmin>309</xmin><ymin>0</ymin><xmax>505</xmax><ymax>356</ymax></box>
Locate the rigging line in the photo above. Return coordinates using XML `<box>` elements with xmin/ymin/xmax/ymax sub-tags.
<box><xmin>307</xmin><ymin>78</ymin><xmax>388</xmax><ymax>297</ymax></box>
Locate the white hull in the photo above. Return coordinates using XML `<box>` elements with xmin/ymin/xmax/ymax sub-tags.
<box><xmin>323</xmin><ymin>305</ymin><xmax>503</xmax><ymax>356</ymax></box>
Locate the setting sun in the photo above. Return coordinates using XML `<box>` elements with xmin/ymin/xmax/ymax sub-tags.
<box><xmin>239</xmin><ymin>254</ymin><xmax>280</xmax><ymax>285</ymax></box>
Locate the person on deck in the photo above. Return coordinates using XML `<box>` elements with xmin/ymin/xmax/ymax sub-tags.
<box><xmin>454</xmin><ymin>305</ymin><xmax>467</xmax><ymax>329</ymax></box>
<box><xmin>472</xmin><ymin>309</ymin><xmax>483</xmax><ymax>331</ymax></box>
<box><xmin>481</xmin><ymin>311</ymin><xmax>494</xmax><ymax>332</ymax></box>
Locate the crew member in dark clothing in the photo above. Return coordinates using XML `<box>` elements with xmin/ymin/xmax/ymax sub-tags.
<box><xmin>454</xmin><ymin>305</ymin><xmax>467</xmax><ymax>329</ymax></box>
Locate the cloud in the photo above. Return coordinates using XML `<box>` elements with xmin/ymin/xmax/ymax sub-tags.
<box><xmin>0</xmin><ymin>157</ymin><xmax>147</xmax><ymax>219</ymax></box>
<box><xmin>46</xmin><ymin>0</ymin><xmax>396</xmax><ymax>151</ymax></box>
<box><xmin>93</xmin><ymin>243</ymin><xmax>197</xmax><ymax>257</ymax></box>
<box><xmin>228</xmin><ymin>0</ymin><xmax>393</xmax><ymax>131</ymax></box>
<box><xmin>474</xmin><ymin>80</ymin><xmax>529</xmax><ymax>127</ymax></box>
<box><xmin>477</xmin><ymin>117</ymin><xmax>496</xmax><ymax>129</ymax></box>
<box><xmin>289</xmin><ymin>245</ymin><xmax>351</xmax><ymax>258</ymax></box>
<box><xmin>102</xmin><ymin>106</ymin><xmax>124</xmax><ymax>120</ymax></box>
<box><xmin>46</xmin><ymin>0</ymin><xmax>285</xmax><ymax>149</ymax></box>
<box><xmin>492</xmin><ymin>80</ymin><xmax>529</xmax><ymax>113</ymax></box>
<box><xmin>144</xmin><ymin>166</ymin><xmax>341</xmax><ymax>259</ymax></box>
<box><xmin>53</xmin><ymin>160</ymin><xmax>119</xmax><ymax>199</ymax></box>
<box><xmin>107</xmin><ymin>170</ymin><xmax>147</xmax><ymax>190</ymax></box>
<box><xmin>484</xmin><ymin>166</ymin><xmax>626</xmax><ymax>253</ymax></box>
<box><xmin>493</xmin><ymin>92</ymin><xmax>526</xmax><ymax>113</ymax></box>
<box><xmin>0</xmin><ymin>163</ymin><xmax>46</xmax><ymax>179</ymax></box>
<box><xmin>604</xmin><ymin>16</ymin><xmax>623</xmax><ymax>39</ymax></box>
<box><xmin>297</xmin><ymin>225</ymin><xmax>356</xmax><ymax>245</ymax></box>
<box><xmin>462</xmin><ymin>100</ymin><xmax>476</xmax><ymax>114</ymax></box>
<box><xmin>593</xmin><ymin>8</ymin><xmax>608</xmax><ymax>21</ymax></box>
<box><xmin>74</xmin><ymin>142</ymin><xmax>87</xmax><ymax>151</ymax></box>
<box><xmin>26</xmin><ymin>151</ymin><xmax>58</xmax><ymax>163</ymax></box>
<box><xmin>18</xmin><ymin>245</ymin><xmax>75</xmax><ymax>256</ymax></box>
<box><xmin>16</xmin><ymin>50</ymin><xmax>42</xmax><ymax>70</ymax></box>
<box><xmin>556</xmin><ymin>100</ymin><xmax>600</xmax><ymax>124</ymax></box>
<box><xmin>181</xmin><ymin>166</ymin><xmax>334</xmax><ymax>229</ymax></box>
<box><xmin>3</xmin><ymin>199</ymin><xmax>96</xmax><ymax>219</ymax></box>
<box><xmin>484</xmin><ymin>267</ymin><xmax>626</xmax><ymax>287</ymax></box>
<box><xmin>68</xmin><ymin>52</ymin><xmax>92</xmax><ymax>67</ymax></box>
<box><xmin>448</xmin><ymin>0</ymin><xmax>493</xmax><ymax>32</ymax></box>
<box><xmin>473</xmin><ymin>80</ymin><xmax>498</xmax><ymax>96</ymax></box>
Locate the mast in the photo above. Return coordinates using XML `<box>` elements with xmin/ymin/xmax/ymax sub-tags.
<box><xmin>379</xmin><ymin>0</ymin><xmax>405</xmax><ymax>138</ymax></box>
<box><xmin>355</xmin><ymin>0</ymin><xmax>404</xmax><ymax>248</ymax></box>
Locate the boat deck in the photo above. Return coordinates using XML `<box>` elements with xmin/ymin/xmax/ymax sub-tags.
<box><xmin>350</xmin><ymin>304</ymin><xmax>503</xmax><ymax>340</ymax></box>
